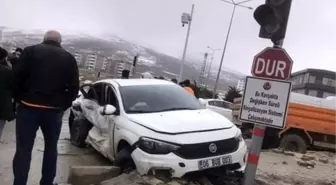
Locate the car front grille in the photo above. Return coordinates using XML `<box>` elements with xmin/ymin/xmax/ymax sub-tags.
<box><xmin>174</xmin><ymin>138</ymin><xmax>240</xmax><ymax>159</ymax></box>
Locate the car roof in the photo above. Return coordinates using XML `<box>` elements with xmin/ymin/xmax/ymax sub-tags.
<box><xmin>97</xmin><ymin>78</ymin><xmax>176</xmax><ymax>87</ymax></box>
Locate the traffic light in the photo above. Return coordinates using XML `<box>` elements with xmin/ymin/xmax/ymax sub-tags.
<box><xmin>254</xmin><ymin>0</ymin><xmax>292</xmax><ymax>44</ymax></box>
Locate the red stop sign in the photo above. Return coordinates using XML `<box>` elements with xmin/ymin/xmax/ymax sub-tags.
<box><xmin>251</xmin><ymin>47</ymin><xmax>293</xmax><ymax>80</ymax></box>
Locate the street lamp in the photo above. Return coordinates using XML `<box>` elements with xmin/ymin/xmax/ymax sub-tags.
<box><xmin>212</xmin><ymin>0</ymin><xmax>253</xmax><ymax>98</ymax></box>
<box><xmin>206</xmin><ymin>46</ymin><xmax>223</xmax><ymax>83</ymax></box>
<box><xmin>178</xmin><ymin>4</ymin><xmax>195</xmax><ymax>83</ymax></box>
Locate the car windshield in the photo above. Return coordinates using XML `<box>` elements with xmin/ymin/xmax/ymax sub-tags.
<box><xmin>119</xmin><ymin>84</ymin><xmax>204</xmax><ymax>114</ymax></box>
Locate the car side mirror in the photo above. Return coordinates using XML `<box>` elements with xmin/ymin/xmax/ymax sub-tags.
<box><xmin>198</xmin><ymin>98</ymin><xmax>207</xmax><ymax>106</ymax></box>
<box><xmin>100</xmin><ymin>104</ymin><xmax>116</xmax><ymax>116</ymax></box>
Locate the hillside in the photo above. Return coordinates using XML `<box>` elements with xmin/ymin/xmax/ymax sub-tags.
<box><xmin>0</xmin><ymin>27</ymin><xmax>245</xmax><ymax>90</ymax></box>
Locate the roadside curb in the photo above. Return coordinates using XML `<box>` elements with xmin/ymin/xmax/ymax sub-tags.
<box><xmin>67</xmin><ymin>166</ymin><xmax>120</xmax><ymax>185</ymax></box>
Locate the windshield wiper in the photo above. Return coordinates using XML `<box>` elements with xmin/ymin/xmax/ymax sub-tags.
<box><xmin>155</xmin><ymin>107</ymin><xmax>196</xmax><ymax>112</ymax></box>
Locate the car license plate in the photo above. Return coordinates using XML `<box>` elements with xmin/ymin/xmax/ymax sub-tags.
<box><xmin>198</xmin><ymin>155</ymin><xmax>232</xmax><ymax>170</ymax></box>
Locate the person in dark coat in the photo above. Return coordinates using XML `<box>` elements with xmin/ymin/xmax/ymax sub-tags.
<box><xmin>0</xmin><ymin>47</ymin><xmax>14</xmax><ymax>141</ymax></box>
<box><xmin>171</xmin><ymin>79</ymin><xmax>178</xmax><ymax>84</ymax></box>
<box><xmin>12</xmin><ymin>30</ymin><xmax>79</xmax><ymax>185</ymax></box>
<box><xmin>6</xmin><ymin>48</ymin><xmax>23</xmax><ymax>116</ymax></box>
<box><xmin>121</xmin><ymin>69</ymin><xmax>130</xmax><ymax>79</ymax></box>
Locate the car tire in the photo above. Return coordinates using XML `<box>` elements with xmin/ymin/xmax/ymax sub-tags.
<box><xmin>70</xmin><ymin>117</ymin><xmax>93</xmax><ymax>148</ymax></box>
<box><xmin>279</xmin><ymin>134</ymin><xmax>307</xmax><ymax>154</ymax></box>
<box><xmin>115</xmin><ymin>147</ymin><xmax>135</xmax><ymax>173</ymax></box>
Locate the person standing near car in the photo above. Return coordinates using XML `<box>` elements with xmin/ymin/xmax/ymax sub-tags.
<box><xmin>12</xmin><ymin>30</ymin><xmax>79</xmax><ymax>185</ymax></box>
<box><xmin>182</xmin><ymin>80</ymin><xmax>195</xmax><ymax>96</ymax></box>
<box><xmin>171</xmin><ymin>79</ymin><xmax>178</xmax><ymax>84</ymax></box>
<box><xmin>0</xmin><ymin>47</ymin><xmax>15</xmax><ymax>142</ymax></box>
<box><xmin>8</xmin><ymin>48</ymin><xmax>23</xmax><ymax>117</ymax></box>
<box><xmin>121</xmin><ymin>69</ymin><xmax>130</xmax><ymax>79</ymax></box>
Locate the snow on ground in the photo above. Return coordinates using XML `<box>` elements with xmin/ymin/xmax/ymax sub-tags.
<box><xmin>138</xmin><ymin>57</ymin><xmax>157</xmax><ymax>67</ymax></box>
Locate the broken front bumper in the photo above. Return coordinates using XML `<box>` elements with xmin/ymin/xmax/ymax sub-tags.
<box><xmin>131</xmin><ymin>140</ymin><xmax>247</xmax><ymax>178</ymax></box>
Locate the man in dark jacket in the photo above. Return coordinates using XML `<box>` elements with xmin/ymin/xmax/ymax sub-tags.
<box><xmin>12</xmin><ymin>30</ymin><xmax>79</xmax><ymax>185</ymax></box>
<box><xmin>121</xmin><ymin>69</ymin><xmax>130</xmax><ymax>79</ymax></box>
<box><xmin>0</xmin><ymin>47</ymin><xmax>14</xmax><ymax>141</ymax></box>
<box><xmin>7</xmin><ymin>48</ymin><xmax>23</xmax><ymax>116</ymax></box>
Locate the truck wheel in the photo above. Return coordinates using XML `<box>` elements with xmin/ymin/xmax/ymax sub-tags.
<box><xmin>70</xmin><ymin>118</ymin><xmax>93</xmax><ymax>148</ymax></box>
<box><xmin>115</xmin><ymin>147</ymin><xmax>135</xmax><ymax>173</ymax></box>
<box><xmin>280</xmin><ymin>134</ymin><xmax>307</xmax><ymax>153</ymax></box>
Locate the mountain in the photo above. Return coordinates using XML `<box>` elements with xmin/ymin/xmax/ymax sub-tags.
<box><xmin>0</xmin><ymin>27</ymin><xmax>245</xmax><ymax>91</ymax></box>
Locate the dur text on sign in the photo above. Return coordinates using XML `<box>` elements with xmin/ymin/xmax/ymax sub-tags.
<box><xmin>251</xmin><ymin>47</ymin><xmax>293</xmax><ymax>80</ymax></box>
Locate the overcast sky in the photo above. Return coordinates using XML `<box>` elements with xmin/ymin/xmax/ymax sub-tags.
<box><xmin>0</xmin><ymin>0</ymin><xmax>335</xmax><ymax>75</ymax></box>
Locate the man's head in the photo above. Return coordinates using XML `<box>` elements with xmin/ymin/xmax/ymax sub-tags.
<box><xmin>14</xmin><ymin>48</ymin><xmax>23</xmax><ymax>58</ymax></box>
<box><xmin>171</xmin><ymin>79</ymin><xmax>178</xmax><ymax>84</ymax></box>
<box><xmin>43</xmin><ymin>30</ymin><xmax>62</xmax><ymax>44</ymax></box>
<box><xmin>183</xmin><ymin>79</ymin><xmax>191</xmax><ymax>87</ymax></box>
<box><xmin>121</xmin><ymin>69</ymin><xmax>130</xmax><ymax>79</ymax></box>
<box><xmin>0</xmin><ymin>47</ymin><xmax>8</xmax><ymax>61</ymax></box>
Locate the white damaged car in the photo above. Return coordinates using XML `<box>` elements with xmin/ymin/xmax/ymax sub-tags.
<box><xmin>69</xmin><ymin>79</ymin><xmax>247</xmax><ymax>178</ymax></box>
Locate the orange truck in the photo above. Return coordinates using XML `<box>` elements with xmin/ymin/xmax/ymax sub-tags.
<box><xmin>232</xmin><ymin>92</ymin><xmax>336</xmax><ymax>153</ymax></box>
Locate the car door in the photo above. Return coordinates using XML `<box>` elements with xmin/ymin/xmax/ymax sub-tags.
<box><xmin>98</xmin><ymin>84</ymin><xmax>120</xmax><ymax>136</ymax></box>
<box><xmin>80</xmin><ymin>83</ymin><xmax>106</xmax><ymax>132</ymax></box>
<box><xmin>207</xmin><ymin>100</ymin><xmax>222</xmax><ymax>113</ymax></box>
<box><xmin>103</xmin><ymin>84</ymin><xmax>121</xmax><ymax>159</ymax></box>
<box><xmin>207</xmin><ymin>100</ymin><xmax>232</xmax><ymax>119</ymax></box>
<box><xmin>217</xmin><ymin>101</ymin><xmax>233</xmax><ymax>119</ymax></box>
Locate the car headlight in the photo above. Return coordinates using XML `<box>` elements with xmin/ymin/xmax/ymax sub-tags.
<box><xmin>138</xmin><ymin>137</ymin><xmax>180</xmax><ymax>155</ymax></box>
<box><xmin>235</xmin><ymin>130</ymin><xmax>243</xmax><ymax>142</ymax></box>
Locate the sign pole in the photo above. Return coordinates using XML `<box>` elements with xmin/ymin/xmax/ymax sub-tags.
<box><xmin>243</xmin><ymin>124</ymin><xmax>266</xmax><ymax>184</ymax></box>
<box><xmin>243</xmin><ymin>40</ymin><xmax>285</xmax><ymax>185</ymax></box>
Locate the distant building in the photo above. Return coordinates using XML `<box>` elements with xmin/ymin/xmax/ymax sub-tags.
<box><xmin>115</xmin><ymin>60</ymin><xmax>133</xmax><ymax>77</ymax></box>
<box><xmin>109</xmin><ymin>51</ymin><xmax>133</xmax><ymax>77</ymax></box>
<box><xmin>290</xmin><ymin>68</ymin><xmax>335</xmax><ymax>98</ymax></box>
<box><xmin>236</xmin><ymin>78</ymin><xmax>245</xmax><ymax>92</ymax></box>
<box><xmin>74</xmin><ymin>51</ymin><xmax>83</xmax><ymax>66</ymax></box>
<box><xmin>102</xmin><ymin>57</ymin><xmax>109</xmax><ymax>71</ymax></box>
<box><xmin>94</xmin><ymin>54</ymin><xmax>107</xmax><ymax>72</ymax></box>
<box><xmin>85</xmin><ymin>52</ymin><xmax>97</xmax><ymax>71</ymax></box>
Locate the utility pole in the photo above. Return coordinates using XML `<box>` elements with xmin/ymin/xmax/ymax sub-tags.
<box><xmin>212</xmin><ymin>0</ymin><xmax>253</xmax><ymax>98</ymax></box>
<box><xmin>206</xmin><ymin>46</ymin><xmax>222</xmax><ymax>88</ymax></box>
<box><xmin>178</xmin><ymin>4</ymin><xmax>195</xmax><ymax>83</ymax></box>
<box><xmin>199</xmin><ymin>53</ymin><xmax>208</xmax><ymax>87</ymax></box>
